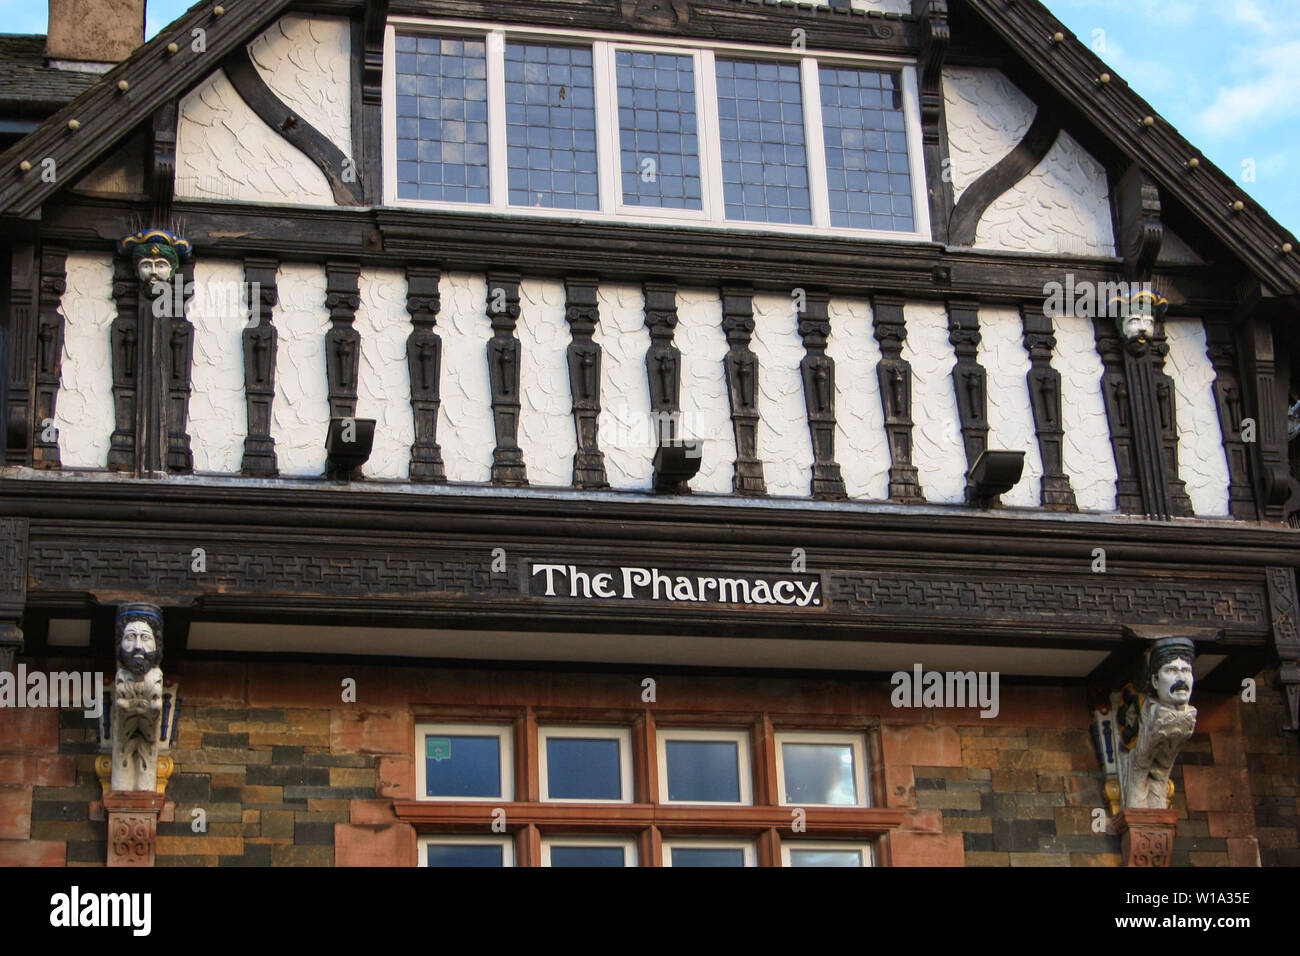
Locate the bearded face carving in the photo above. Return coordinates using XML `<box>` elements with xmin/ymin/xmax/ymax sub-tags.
<box><xmin>136</xmin><ymin>256</ymin><xmax>174</xmax><ymax>285</ymax></box>
<box><xmin>1121</xmin><ymin>312</ymin><xmax>1156</xmax><ymax>343</ymax></box>
<box><xmin>1116</xmin><ymin>638</ymin><xmax>1198</xmax><ymax>810</ymax></box>
<box><xmin>110</xmin><ymin>606</ymin><xmax>165</xmax><ymax>793</ymax></box>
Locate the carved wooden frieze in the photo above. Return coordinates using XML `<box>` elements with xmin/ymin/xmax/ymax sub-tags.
<box><xmin>947</xmin><ymin>300</ymin><xmax>987</xmax><ymax>499</ymax></box>
<box><xmin>1092</xmin><ymin>319</ymin><xmax>1143</xmax><ymax>514</ymax></box>
<box><xmin>721</xmin><ymin>285</ymin><xmax>764</xmax><ymax>496</ymax></box>
<box><xmin>643</xmin><ymin>280</ymin><xmax>681</xmax><ymax>427</ymax></box>
<box><xmin>325</xmin><ymin>261</ymin><xmax>362</xmax><ymax>419</ymax></box>
<box><xmin>485</xmin><ymin>272</ymin><xmax>527</xmax><ymax>486</ymax></box>
<box><xmin>32</xmin><ymin>245</ymin><xmax>68</xmax><ymax>469</ymax></box>
<box><xmin>108</xmin><ymin>254</ymin><xmax>139</xmax><ymax>472</ymax></box>
<box><xmin>1203</xmin><ymin>319</ymin><xmax>1254</xmax><ymax>520</ymax></box>
<box><xmin>1020</xmin><ymin>307</ymin><xmax>1077</xmax><ymax>511</ymax></box>
<box><xmin>405</xmin><ymin>264</ymin><xmax>445</xmax><ymax>483</ymax></box>
<box><xmin>796</xmin><ymin>290</ymin><xmax>846</xmax><ymax>500</ymax></box>
<box><xmin>1149</xmin><ymin>323</ymin><xmax>1193</xmax><ymax>517</ymax></box>
<box><xmin>165</xmin><ymin>259</ymin><xmax>196</xmax><ymax>474</ymax></box>
<box><xmin>564</xmin><ymin>277</ymin><xmax>609</xmax><ymax>490</ymax></box>
<box><xmin>241</xmin><ymin>257</ymin><xmax>279</xmax><ymax>477</ymax></box>
<box><xmin>871</xmin><ymin>296</ymin><xmax>923</xmax><ymax>502</ymax></box>
<box><xmin>1266</xmin><ymin>566</ymin><xmax>1300</xmax><ymax>732</ymax></box>
<box><xmin>6</xmin><ymin>244</ymin><xmax>35</xmax><ymax>465</ymax></box>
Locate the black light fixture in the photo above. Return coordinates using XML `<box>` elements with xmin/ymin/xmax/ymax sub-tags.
<box><xmin>967</xmin><ymin>449</ymin><xmax>1025</xmax><ymax>508</ymax></box>
<box><xmin>325</xmin><ymin>417</ymin><xmax>376</xmax><ymax>480</ymax></box>
<box><xmin>652</xmin><ymin>440</ymin><xmax>704</xmax><ymax>494</ymax></box>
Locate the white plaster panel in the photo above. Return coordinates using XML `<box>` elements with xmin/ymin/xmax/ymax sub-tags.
<box><xmin>248</xmin><ymin>15</ymin><xmax>352</xmax><ymax>158</ymax></box>
<box><xmin>517</xmin><ymin>278</ymin><xmax>574</xmax><ymax>488</ymax></box>
<box><xmin>437</xmin><ymin>273</ymin><xmax>494</xmax><ymax>483</ymax></box>
<box><xmin>751</xmin><ymin>294</ymin><xmax>813</xmax><ymax>498</ymax></box>
<box><xmin>676</xmin><ymin>288</ymin><xmax>735</xmax><ymax>494</ymax></box>
<box><xmin>1051</xmin><ymin>313</ymin><xmax>1117</xmax><ymax>512</ymax></box>
<box><xmin>826</xmin><ymin>297</ymin><xmax>889</xmax><ymax>501</ymax></box>
<box><xmin>55</xmin><ymin>253</ymin><xmax>116</xmax><ymax>468</ymax></box>
<box><xmin>270</xmin><ymin>265</ymin><xmax>330</xmax><ymax>476</ymax></box>
<box><xmin>902</xmin><ymin>302</ymin><xmax>965</xmax><ymax>504</ymax></box>
<box><xmin>978</xmin><ymin>308</ymin><xmax>1042</xmax><ymax>508</ymax></box>
<box><xmin>976</xmin><ymin>131</ymin><xmax>1116</xmax><ymax>257</ymax></box>
<box><xmin>175</xmin><ymin>69</ymin><xmax>335</xmax><ymax>205</ymax></box>
<box><xmin>594</xmin><ymin>283</ymin><xmax>653</xmax><ymax>491</ymax></box>
<box><xmin>188</xmin><ymin>259</ymin><xmax>249</xmax><ymax>473</ymax></box>
<box><xmin>1163</xmin><ymin>319</ymin><xmax>1230</xmax><ymax>517</ymax></box>
<box><xmin>355</xmin><ymin>269</ymin><xmax>414</xmax><ymax>480</ymax></box>
<box><xmin>942</xmin><ymin>67</ymin><xmax>1035</xmax><ymax>205</ymax></box>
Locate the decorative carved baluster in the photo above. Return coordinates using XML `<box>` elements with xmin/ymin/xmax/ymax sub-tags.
<box><xmin>643</xmin><ymin>280</ymin><xmax>681</xmax><ymax>431</ymax></box>
<box><xmin>947</xmin><ymin>300</ymin><xmax>988</xmax><ymax>501</ymax></box>
<box><xmin>240</xmin><ymin>257</ymin><xmax>279</xmax><ymax>476</ymax></box>
<box><xmin>6</xmin><ymin>245</ymin><xmax>36</xmax><ymax>465</ymax></box>
<box><xmin>108</xmin><ymin>254</ymin><xmax>139</xmax><ymax>471</ymax></box>
<box><xmin>1150</xmin><ymin>321</ymin><xmax>1193</xmax><ymax>517</ymax></box>
<box><xmin>871</xmin><ymin>296</ymin><xmax>923</xmax><ymax>502</ymax></box>
<box><xmin>721</xmin><ymin>285</ymin><xmax>764</xmax><ymax>496</ymax></box>
<box><xmin>565</xmin><ymin>277</ymin><xmax>609</xmax><ymax>489</ymax></box>
<box><xmin>1093</xmin><ymin>319</ymin><xmax>1143</xmax><ymax>514</ymax></box>
<box><xmin>325</xmin><ymin>261</ymin><xmax>362</xmax><ymax>419</ymax></box>
<box><xmin>32</xmin><ymin>245</ymin><xmax>68</xmax><ymax>468</ymax></box>
<box><xmin>165</xmin><ymin>259</ymin><xmax>195</xmax><ymax>473</ymax></box>
<box><xmin>1021</xmin><ymin>306</ymin><xmax>1077</xmax><ymax>510</ymax></box>
<box><xmin>1203</xmin><ymin>318</ymin><xmax>1254</xmax><ymax>520</ymax></box>
<box><xmin>485</xmin><ymin>272</ymin><xmax>527</xmax><ymax>486</ymax></box>
<box><xmin>406</xmin><ymin>265</ymin><xmax>445</xmax><ymax>482</ymax></box>
<box><xmin>797</xmin><ymin>290</ymin><xmax>846</xmax><ymax>499</ymax></box>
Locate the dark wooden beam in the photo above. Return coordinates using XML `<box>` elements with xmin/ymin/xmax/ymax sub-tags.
<box><xmin>948</xmin><ymin>113</ymin><xmax>1059</xmax><ymax>247</ymax></box>
<box><xmin>31</xmin><ymin>244</ymin><xmax>66</xmax><ymax>469</ymax></box>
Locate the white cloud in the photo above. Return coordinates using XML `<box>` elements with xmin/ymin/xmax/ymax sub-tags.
<box><xmin>1197</xmin><ymin>40</ymin><xmax>1300</xmax><ymax>137</ymax></box>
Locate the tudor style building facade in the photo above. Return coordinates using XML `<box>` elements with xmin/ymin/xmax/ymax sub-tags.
<box><xmin>0</xmin><ymin>0</ymin><xmax>1297</xmax><ymax>868</ymax></box>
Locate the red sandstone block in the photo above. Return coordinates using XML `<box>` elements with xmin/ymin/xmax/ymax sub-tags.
<box><xmin>1193</xmin><ymin>694</ymin><xmax>1240</xmax><ymax>734</ymax></box>
<box><xmin>350</xmin><ymin>799</ymin><xmax>399</xmax><ymax>825</ymax></box>
<box><xmin>0</xmin><ymin>709</ymin><xmax>60</xmax><ymax>753</ymax></box>
<box><xmin>888</xmin><ymin>831</ymin><xmax>964</xmax><ymax>867</ymax></box>
<box><xmin>331</xmin><ymin>709</ymin><xmax>413</xmax><ymax>756</ymax></box>
<box><xmin>248</xmin><ymin>664</ymin><xmax>347</xmax><ymax>709</ymax></box>
<box><xmin>1211</xmin><ymin>733</ymin><xmax>1247</xmax><ymax>768</ymax></box>
<box><xmin>1183</xmin><ymin>766</ymin><xmax>1252</xmax><ymax>813</ymax></box>
<box><xmin>1207</xmin><ymin>812</ymin><xmax>1255</xmax><ymax>839</ymax></box>
<box><xmin>882</xmin><ymin>765</ymin><xmax>915</xmax><ymax>808</ymax></box>
<box><xmin>976</xmin><ymin>685</ymin><xmax>1090</xmax><ymax>730</ymax></box>
<box><xmin>335</xmin><ymin>823</ymin><xmax>415</xmax><ymax>866</ymax></box>
<box><xmin>376</xmin><ymin>755</ymin><xmax>414</xmax><ymax>800</ymax></box>
<box><xmin>0</xmin><ymin>755</ymin><xmax>75</xmax><ymax>787</ymax></box>
<box><xmin>0</xmin><ymin>786</ymin><xmax>31</xmax><ymax>840</ymax></box>
<box><xmin>882</xmin><ymin>724</ymin><xmax>962</xmax><ymax>768</ymax></box>
<box><xmin>1226</xmin><ymin>837</ymin><xmax>1260</xmax><ymax>867</ymax></box>
<box><xmin>175</xmin><ymin>662</ymin><xmax>247</xmax><ymax>704</ymax></box>
<box><xmin>902</xmin><ymin>809</ymin><xmax>943</xmax><ymax>833</ymax></box>
<box><xmin>0</xmin><ymin>839</ymin><xmax>65</xmax><ymax>866</ymax></box>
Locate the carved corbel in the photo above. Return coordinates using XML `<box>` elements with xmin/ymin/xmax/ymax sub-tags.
<box><xmin>796</xmin><ymin>290</ymin><xmax>846</xmax><ymax>499</ymax></box>
<box><xmin>911</xmin><ymin>0</ymin><xmax>952</xmax><ymax>241</ymax></box>
<box><xmin>1114</xmin><ymin>165</ymin><xmax>1164</xmax><ymax>281</ymax></box>
<box><xmin>1020</xmin><ymin>306</ymin><xmax>1076</xmax><ymax>510</ymax></box>
<box><xmin>721</xmin><ymin>286</ymin><xmax>765</xmax><ymax>496</ymax></box>
<box><xmin>872</xmin><ymin>296</ymin><xmax>924</xmax><ymax>502</ymax></box>
<box><xmin>31</xmin><ymin>244</ymin><xmax>67</xmax><ymax>468</ymax></box>
<box><xmin>564</xmin><ymin>278</ymin><xmax>609</xmax><ymax>490</ymax></box>
<box><xmin>325</xmin><ymin>261</ymin><xmax>362</xmax><ymax>419</ymax></box>
<box><xmin>361</xmin><ymin>0</ymin><xmax>389</xmax><ymax>203</ymax></box>
<box><xmin>241</xmin><ymin>257</ymin><xmax>279</xmax><ymax>476</ymax></box>
<box><xmin>406</xmin><ymin>265</ymin><xmax>446</xmax><ymax>482</ymax></box>
<box><xmin>486</xmin><ymin>273</ymin><xmax>527</xmax><ymax>486</ymax></box>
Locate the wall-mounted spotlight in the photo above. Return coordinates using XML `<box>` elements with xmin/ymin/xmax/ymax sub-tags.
<box><xmin>653</xmin><ymin>440</ymin><xmax>704</xmax><ymax>494</ymax></box>
<box><xmin>325</xmin><ymin>417</ymin><xmax>376</xmax><ymax>480</ymax></box>
<box><xmin>967</xmin><ymin>449</ymin><xmax>1025</xmax><ymax>508</ymax></box>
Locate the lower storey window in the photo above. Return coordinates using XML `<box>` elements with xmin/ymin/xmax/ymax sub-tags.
<box><xmin>420</xmin><ymin>835</ymin><xmax>515</xmax><ymax>867</ymax></box>
<box><xmin>542</xmin><ymin>836</ymin><xmax>637</xmax><ymax>867</ymax></box>
<box><xmin>782</xmin><ymin>842</ymin><xmax>873</xmax><ymax>867</ymax></box>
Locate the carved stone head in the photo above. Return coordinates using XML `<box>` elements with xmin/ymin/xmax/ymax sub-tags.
<box><xmin>116</xmin><ymin>229</ymin><xmax>192</xmax><ymax>288</ymax></box>
<box><xmin>1120</xmin><ymin>312</ymin><xmax>1156</xmax><ymax>343</ymax></box>
<box><xmin>1147</xmin><ymin>637</ymin><xmax>1195</xmax><ymax>709</ymax></box>
<box><xmin>115</xmin><ymin>604</ymin><xmax>163</xmax><ymax>678</ymax></box>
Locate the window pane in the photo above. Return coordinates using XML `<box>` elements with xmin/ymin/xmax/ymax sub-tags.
<box><xmin>788</xmin><ymin>849</ymin><xmax>863</xmax><ymax>867</ymax></box>
<box><xmin>546</xmin><ymin>737</ymin><xmax>622</xmax><ymax>799</ymax></box>
<box><xmin>820</xmin><ymin>68</ymin><xmax>914</xmax><ymax>231</ymax></box>
<box><xmin>782</xmin><ymin>742</ymin><xmax>857</xmax><ymax>805</ymax></box>
<box><xmin>665</xmin><ymin>740</ymin><xmax>740</xmax><ymax>802</ymax></box>
<box><xmin>505</xmin><ymin>42</ymin><xmax>599</xmax><ymax>210</ymax></box>
<box><xmin>615</xmin><ymin>50</ymin><xmax>702</xmax><ymax>210</ymax></box>
<box><xmin>427</xmin><ymin>843</ymin><xmax>505</xmax><ymax>867</ymax></box>
<box><xmin>671</xmin><ymin>847</ymin><xmax>746</xmax><ymax>867</ymax></box>
<box><xmin>394</xmin><ymin>35</ymin><xmax>490</xmax><ymax>204</ymax></box>
<box><xmin>715</xmin><ymin>58</ymin><xmax>810</xmax><ymax>224</ymax></box>
<box><xmin>549</xmin><ymin>845</ymin><xmax>626</xmax><ymax>867</ymax></box>
<box><xmin>424</xmin><ymin>734</ymin><xmax>501</xmax><ymax>798</ymax></box>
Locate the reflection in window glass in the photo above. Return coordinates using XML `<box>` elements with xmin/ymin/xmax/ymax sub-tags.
<box><xmin>820</xmin><ymin>67</ymin><xmax>913</xmax><ymax>231</ymax></box>
<box><xmin>424</xmin><ymin>734</ymin><xmax>502</xmax><ymax>798</ymax></box>
<box><xmin>715</xmin><ymin>59</ymin><xmax>810</xmax><ymax>224</ymax></box>
<box><xmin>670</xmin><ymin>847</ymin><xmax>746</xmax><ymax>867</ymax></box>
<box><xmin>782</xmin><ymin>742</ymin><xmax>857</xmax><ymax>805</ymax></box>
<box><xmin>788</xmin><ymin>849</ymin><xmax>863</xmax><ymax>867</ymax></box>
<box><xmin>616</xmin><ymin>51</ymin><xmax>702</xmax><ymax>210</ymax></box>
<box><xmin>394</xmin><ymin>35</ymin><xmax>490</xmax><ymax>203</ymax></box>
<box><xmin>546</xmin><ymin>737</ymin><xmax>622</xmax><ymax>799</ymax></box>
<box><xmin>427</xmin><ymin>843</ymin><xmax>505</xmax><ymax>867</ymax></box>
<box><xmin>505</xmin><ymin>42</ymin><xmax>598</xmax><ymax>210</ymax></box>
<box><xmin>664</xmin><ymin>740</ymin><xmax>740</xmax><ymax>802</ymax></box>
<box><xmin>549</xmin><ymin>845</ymin><xmax>627</xmax><ymax>867</ymax></box>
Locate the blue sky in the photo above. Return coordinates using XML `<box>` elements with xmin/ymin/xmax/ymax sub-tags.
<box><xmin>3</xmin><ymin>0</ymin><xmax>1296</xmax><ymax>235</ymax></box>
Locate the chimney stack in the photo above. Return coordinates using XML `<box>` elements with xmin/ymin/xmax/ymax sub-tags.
<box><xmin>45</xmin><ymin>0</ymin><xmax>146</xmax><ymax>67</ymax></box>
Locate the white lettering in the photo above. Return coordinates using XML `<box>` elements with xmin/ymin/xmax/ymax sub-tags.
<box><xmin>531</xmin><ymin>564</ymin><xmax>567</xmax><ymax>597</ymax></box>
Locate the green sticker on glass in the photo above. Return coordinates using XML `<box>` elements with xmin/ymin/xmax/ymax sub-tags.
<box><xmin>426</xmin><ymin>737</ymin><xmax>452</xmax><ymax>762</ymax></box>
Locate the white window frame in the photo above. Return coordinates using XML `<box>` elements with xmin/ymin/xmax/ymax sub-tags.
<box><xmin>655</xmin><ymin>727</ymin><xmax>752</xmax><ymax>806</ymax></box>
<box><xmin>541</xmin><ymin>835</ymin><xmax>638</xmax><ymax>867</ymax></box>
<box><xmin>384</xmin><ymin>17</ymin><xmax>931</xmax><ymax>242</ymax></box>
<box><xmin>663</xmin><ymin>838</ymin><xmax>756</xmax><ymax>867</ymax></box>
<box><xmin>538</xmin><ymin>725</ymin><xmax>634</xmax><ymax>804</ymax></box>
<box><xmin>774</xmin><ymin>730</ymin><xmax>869</xmax><ymax>808</ymax></box>
<box><xmin>414</xmin><ymin>722</ymin><xmax>514</xmax><ymax>803</ymax></box>
<box><xmin>418</xmin><ymin>834</ymin><xmax>516</xmax><ymax>867</ymax></box>
<box><xmin>780</xmin><ymin>840</ymin><xmax>874</xmax><ymax>867</ymax></box>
